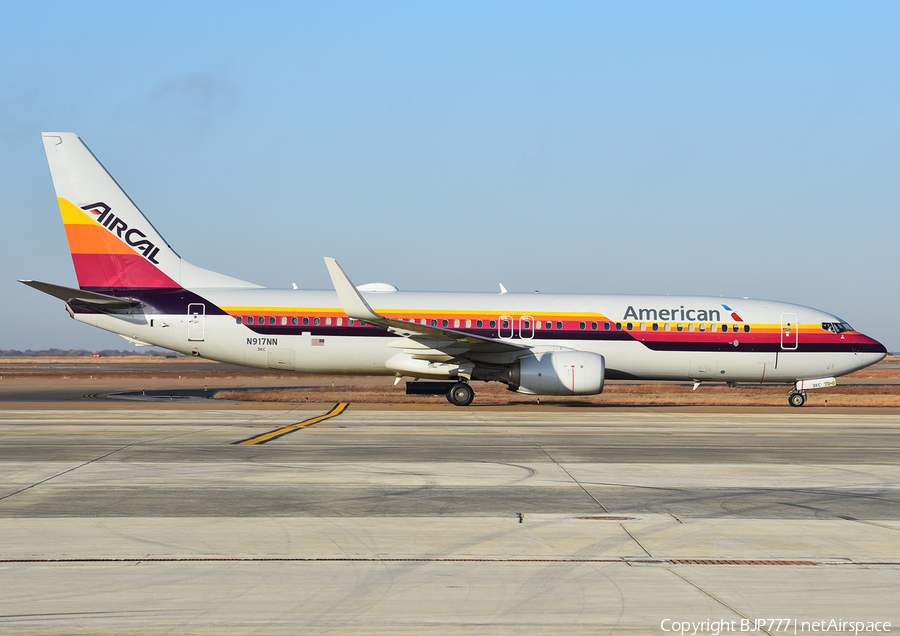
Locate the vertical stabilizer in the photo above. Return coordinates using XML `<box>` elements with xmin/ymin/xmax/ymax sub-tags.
<box><xmin>42</xmin><ymin>132</ymin><xmax>258</xmax><ymax>291</ymax></box>
<box><xmin>43</xmin><ymin>133</ymin><xmax>182</xmax><ymax>290</ymax></box>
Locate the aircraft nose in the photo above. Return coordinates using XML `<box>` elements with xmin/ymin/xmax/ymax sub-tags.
<box><xmin>861</xmin><ymin>335</ymin><xmax>888</xmax><ymax>364</ymax></box>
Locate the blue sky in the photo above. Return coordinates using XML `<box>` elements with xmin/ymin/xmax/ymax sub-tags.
<box><xmin>2</xmin><ymin>1</ymin><xmax>898</xmax><ymax>351</ymax></box>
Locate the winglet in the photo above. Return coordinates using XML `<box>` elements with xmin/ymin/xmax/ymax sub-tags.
<box><xmin>323</xmin><ymin>257</ymin><xmax>382</xmax><ymax>322</ymax></box>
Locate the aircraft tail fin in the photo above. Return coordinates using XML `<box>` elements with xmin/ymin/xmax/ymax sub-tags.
<box><xmin>41</xmin><ymin>133</ymin><xmax>257</xmax><ymax>291</ymax></box>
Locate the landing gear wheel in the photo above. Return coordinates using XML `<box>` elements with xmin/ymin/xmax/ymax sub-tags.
<box><xmin>789</xmin><ymin>391</ymin><xmax>806</xmax><ymax>407</ymax></box>
<box><xmin>446</xmin><ymin>382</ymin><xmax>474</xmax><ymax>407</ymax></box>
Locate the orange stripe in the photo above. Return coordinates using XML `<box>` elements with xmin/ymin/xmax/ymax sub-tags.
<box><xmin>64</xmin><ymin>223</ymin><xmax>133</xmax><ymax>255</ymax></box>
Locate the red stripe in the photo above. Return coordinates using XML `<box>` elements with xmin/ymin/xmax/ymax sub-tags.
<box><xmin>71</xmin><ymin>253</ymin><xmax>179</xmax><ymax>289</ymax></box>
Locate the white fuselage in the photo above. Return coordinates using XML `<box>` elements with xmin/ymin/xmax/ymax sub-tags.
<box><xmin>72</xmin><ymin>287</ymin><xmax>887</xmax><ymax>385</ymax></box>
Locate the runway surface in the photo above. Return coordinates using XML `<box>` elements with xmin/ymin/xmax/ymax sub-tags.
<box><xmin>1</xmin><ymin>385</ymin><xmax>899</xmax><ymax>634</ymax></box>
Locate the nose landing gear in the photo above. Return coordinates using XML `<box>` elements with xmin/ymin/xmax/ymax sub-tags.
<box><xmin>788</xmin><ymin>390</ymin><xmax>807</xmax><ymax>407</ymax></box>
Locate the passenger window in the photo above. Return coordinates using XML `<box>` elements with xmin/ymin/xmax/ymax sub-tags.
<box><xmin>579</xmin><ymin>322</ymin><xmax>586</xmax><ymax>330</ymax></box>
<box><xmin>477</xmin><ymin>320</ymin><xmax>484</xmax><ymax>328</ymax></box>
<box><xmin>348</xmin><ymin>319</ymin><xmax>355</xmax><ymax>326</ymax></box>
<box><xmin>743</xmin><ymin>324</ymin><xmax>750</xmax><ymax>333</ymax></box>
<box><xmin>616</xmin><ymin>322</ymin><xmax>622</xmax><ymax>331</ymax></box>
<box><xmin>591</xmin><ymin>322</ymin><xmax>597</xmax><ymax>330</ymax></box>
<box><xmin>556</xmin><ymin>321</ymin><xmax>563</xmax><ymax>330</ymax></box>
<box><xmin>325</xmin><ymin>317</ymin><xmax>331</xmax><ymax>326</ymax></box>
<box><xmin>431</xmin><ymin>319</ymin><xmax>437</xmax><ymax>327</ymax></box>
<box><xmin>688</xmin><ymin>324</ymin><xmax>695</xmax><ymax>332</ymax></box>
<box><xmin>722</xmin><ymin>324</ymin><xmax>728</xmax><ymax>333</ymax></box>
<box><xmin>267</xmin><ymin>317</ymin><xmax>274</xmax><ymax>325</ymax></box>
<box><xmin>626</xmin><ymin>322</ymin><xmax>633</xmax><ymax>331</ymax></box>
<box><xmin>336</xmin><ymin>318</ymin><xmax>343</xmax><ymax>326</ymax></box>
<box><xmin>258</xmin><ymin>316</ymin><xmax>265</xmax><ymax>325</ymax></box>
<box><xmin>291</xmin><ymin>317</ymin><xmax>298</xmax><ymax>326</ymax></box>
<box><xmin>281</xmin><ymin>316</ymin><xmax>287</xmax><ymax>326</ymax></box>
<box><xmin>236</xmin><ymin>316</ymin><xmax>242</xmax><ymax>325</ymax></box>
<box><xmin>652</xmin><ymin>323</ymin><xmax>659</xmax><ymax>332</ymax></box>
<box><xmin>733</xmin><ymin>324</ymin><xmax>739</xmax><ymax>332</ymax></box>
<box><xmin>523</xmin><ymin>320</ymin><xmax>531</xmax><ymax>329</ymax></box>
<box><xmin>664</xmin><ymin>323</ymin><xmax>671</xmax><ymax>332</ymax></box>
<box><xmin>710</xmin><ymin>324</ymin><xmax>717</xmax><ymax>332</ymax></box>
<box><xmin>465</xmin><ymin>319</ymin><xmax>471</xmax><ymax>328</ymax></box>
<box><xmin>502</xmin><ymin>320</ymin><xmax>509</xmax><ymax>329</ymax></box>
<box><xmin>676</xmin><ymin>323</ymin><xmax>683</xmax><ymax>332</ymax></box>
<box><xmin>490</xmin><ymin>320</ymin><xmax>496</xmax><ymax>329</ymax></box>
<box><xmin>546</xmin><ymin>321</ymin><xmax>552</xmax><ymax>329</ymax></box>
<box><xmin>604</xmin><ymin>322</ymin><xmax>610</xmax><ymax>331</ymax></box>
<box><xmin>699</xmin><ymin>323</ymin><xmax>706</xmax><ymax>332</ymax></box>
<box><xmin>303</xmin><ymin>317</ymin><xmax>309</xmax><ymax>326</ymax></box>
<box><xmin>454</xmin><ymin>319</ymin><xmax>460</xmax><ymax>328</ymax></box>
<box><xmin>442</xmin><ymin>319</ymin><xmax>448</xmax><ymax>328</ymax></box>
<box><xmin>640</xmin><ymin>323</ymin><xmax>646</xmax><ymax>331</ymax></box>
<box><xmin>314</xmin><ymin>317</ymin><xmax>320</xmax><ymax>326</ymax></box>
<box><xmin>420</xmin><ymin>318</ymin><xmax>427</xmax><ymax>325</ymax></box>
<box><xmin>246</xmin><ymin>316</ymin><xmax>254</xmax><ymax>325</ymax></box>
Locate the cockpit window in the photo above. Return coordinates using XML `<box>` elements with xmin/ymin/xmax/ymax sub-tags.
<box><xmin>822</xmin><ymin>322</ymin><xmax>854</xmax><ymax>334</ymax></box>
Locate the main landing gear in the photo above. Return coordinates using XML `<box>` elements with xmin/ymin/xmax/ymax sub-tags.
<box><xmin>446</xmin><ymin>381</ymin><xmax>474</xmax><ymax>407</ymax></box>
<box><xmin>788</xmin><ymin>390</ymin><xmax>807</xmax><ymax>407</ymax></box>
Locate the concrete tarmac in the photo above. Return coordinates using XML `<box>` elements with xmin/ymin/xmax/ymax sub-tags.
<box><xmin>1</xmin><ymin>384</ymin><xmax>899</xmax><ymax>634</ymax></box>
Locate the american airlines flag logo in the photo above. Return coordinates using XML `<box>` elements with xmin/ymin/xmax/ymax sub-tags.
<box><xmin>312</xmin><ymin>338</ymin><xmax>325</xmax><ymax>346</ymax></box>
<box><xmin>721</xmin><ymin>304</ymin><xmax>744</xmax><ymax>322</ymax></box>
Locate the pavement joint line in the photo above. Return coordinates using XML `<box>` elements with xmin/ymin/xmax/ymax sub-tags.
<box><xmin>0</xmin><ymin>557</ymin><xmax>891</xmax><ymax>565</ymax></box>
<box><xmin>232</xmin><ymin>403</ymin><xmax>349</xmax><ymax>445</ymax></box>
<box><xmin>0</xmin><ymin>444</ymin><xmax>131</xmax><ymax>503</ymax></box>
<box><xmin>619</xmin><ymin>524</ymin><xmax>653</xmax><ymax>557</ymax></box>
<box><xmin>536</xmin><ymin>444</ymin><xmax>610</xmax><ymax>513</ymax></box>
<box><xmin>665</xmin><ymin>567</ymin><xmax>770</xmax><ymax>635</ymax></box>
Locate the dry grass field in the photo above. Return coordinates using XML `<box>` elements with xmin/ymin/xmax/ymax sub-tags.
<box><xmin>3</xmin><ymin>355</ymin><xmax>897</xmax><ymax>407</ymax></box>
<box><xmin>213</xmin><ymin>356</ymin><xmax>900</xmax><ymax>407</ymax></box>
<box><xmin>213</xmin><ymin>380</ymin><xmax>900</xmax><ymax>407</ymax></box>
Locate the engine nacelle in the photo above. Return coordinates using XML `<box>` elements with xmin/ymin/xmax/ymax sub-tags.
<box><xmin>509</xmin><ymin>351</ymin><xmax>605</xmax><ymax>396</ymax></box>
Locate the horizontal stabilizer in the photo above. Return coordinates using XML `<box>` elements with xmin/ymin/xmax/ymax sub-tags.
<box><xmin>19</xmin><ymin>280</ymin><xmax>140</xmax><ymax>310</ymax></box>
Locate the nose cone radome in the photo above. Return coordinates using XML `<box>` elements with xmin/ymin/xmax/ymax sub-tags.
<box><xmin>857</xmin><ymin>334</ymin><xmax>888</xmax><ymax>368</ymax></box>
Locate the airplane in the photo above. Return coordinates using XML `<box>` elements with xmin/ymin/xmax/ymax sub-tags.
<box><xmin>21</xmin><ymin>132</ymin><xmax>887</xmax><ymax>407</ymax></box>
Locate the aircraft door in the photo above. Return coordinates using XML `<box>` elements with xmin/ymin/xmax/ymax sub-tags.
<box><xmin>781</xmin><ymin>313</ymin><xmax>798</xmax><ymax>350</ymax></box>
<box><xmin>188</xmin><ymin>303</ymin><xmax>205</xmax><ymax>341</ymax></box>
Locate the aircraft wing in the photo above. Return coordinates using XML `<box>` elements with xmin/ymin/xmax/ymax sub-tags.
<box><xmin>19</xmin><ymin>280</ymin><xmax>140</xmax><ymax>310</ymax></box>
<box><xmin>324</xmin><ymin>258</ymin><xmax>526</xmax><ymax>356</ymax></box>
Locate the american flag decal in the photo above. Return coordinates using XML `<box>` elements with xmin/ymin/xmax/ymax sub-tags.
<box><xmin>312</xmin><ymin>338</ymin><xmax>325</xmax><ymax>346</ymax></box>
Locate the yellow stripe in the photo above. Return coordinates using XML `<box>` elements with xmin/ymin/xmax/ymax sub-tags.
<box><xmin>220</xmin><ymin>306</ymin><xmax>609</xmax><ymax>319</ymax></box>
<box><xmin>222</xmin><ymin>306</ymin><xmax>346</xmax><ymax>314</ymax></box>
<box><xmin>59</xmin><ymin>197</ymin><xmax>96</xmax><ymax>225</ymax></box>
<box><xmin>233</xmin><ymin>403</ymin><xmax>348</xmax><ymax>445</ymax></box>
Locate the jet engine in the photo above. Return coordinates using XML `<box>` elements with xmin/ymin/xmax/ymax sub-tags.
<box><xmin>508</xmin><ymin>351</ymin><xmax>605</xmax><ymax>396</ymax></box>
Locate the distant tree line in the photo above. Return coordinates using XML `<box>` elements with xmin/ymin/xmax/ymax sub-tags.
<box><xmin>0</xmin><ymin>349</ymin><xmax>177</xmax><ymax>357</ymax></box>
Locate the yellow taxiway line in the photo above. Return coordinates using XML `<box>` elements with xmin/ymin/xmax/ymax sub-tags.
<box><xmin>232</xmin><ymin>403</ymin><xmax>349</xmax><ymax>445</ymax></box>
